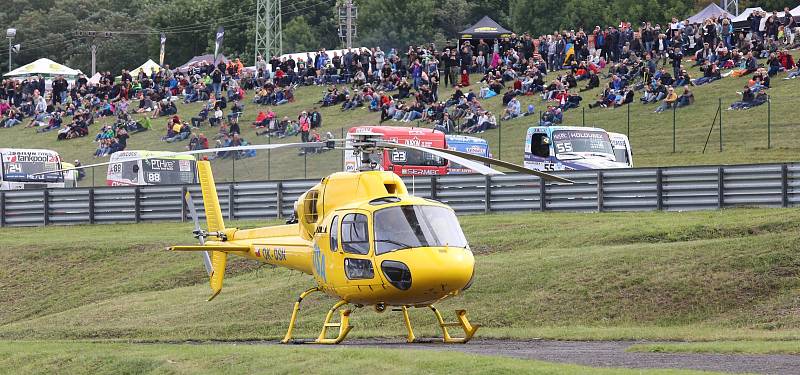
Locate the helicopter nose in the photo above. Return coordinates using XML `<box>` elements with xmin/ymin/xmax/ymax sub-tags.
<box><xmin>380</xmin><ymin>246</ymin><xmax>474</xmax><ymax>295</ymax></box>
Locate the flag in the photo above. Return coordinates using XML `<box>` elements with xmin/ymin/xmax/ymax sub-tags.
<box><xmin>563</xmin><ymin>43</ymin><xmax>575</xmax><ymax>65</ymax></box>
<box><xmin>159</xmin><ymin>33</ymin><xmax>166</xmax><ymax>66</ymax></box>
<box><xmin>214</xmin><ymin>27</ymin><xmax>225</xmax><ymax>63</ymax></box>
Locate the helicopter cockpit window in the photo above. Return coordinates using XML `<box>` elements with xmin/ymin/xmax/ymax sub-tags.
<box><xmin>374</xmin><ymin>205</ymin><xmax>468</xmax><ymax>255</ymax></box>
<box><xmin>330</xmin><ymin>216</ymin><xmax>339</xmax><ymax>251</ymax></box>
<box><xmin>341</xmin><ymin>213</ymin><xmax>370</xmax><ymax>255</ymax></box>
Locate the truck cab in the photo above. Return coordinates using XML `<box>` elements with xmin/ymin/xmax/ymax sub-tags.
<box><xmin>344</xmin><ymin>126</ymin><xmax>448</xmax><ymax>176</ymax></box>
<box><xmin>107</xmin><ymin>150</ymin><xmax>197</xmax><ymax>186</ymax></box>
<box><xmin>0</xmin><ymin>148</ymin><xmax>66</xmax><ymax>190</ymax></box>
<box><xmin>608</xmin><ymin>132</ymin><xmax>633</xmax><ymax>167</ymax></box>
<box><xmin>445</xmin><ymin>135</ymin><xmax>491</xmax><ymax>174</ymax></box>
<box><xmin>524</xmin><ymin>126</ymin><xmax>631</xmax><ymax>171</ymax></box>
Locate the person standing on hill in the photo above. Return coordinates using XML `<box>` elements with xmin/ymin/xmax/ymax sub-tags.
<box><xmin>211</xmin><ymin>68</ymin><xmax>222</xmax><ymax>99</ymax></box>
<box><xmin>299</xmin><ymin>111</ymin><xmax>310</xmax><ymax>143</ymax></box>
<box><xmin>310</xmin><ymin>107</ymin><xmax>322</xmax><ymax>129</ymax></box>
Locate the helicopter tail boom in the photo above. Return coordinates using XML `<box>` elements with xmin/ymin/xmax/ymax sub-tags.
<box><xmin>199</xmin><ymin>160</ymin><xmax>228</xmax><ymax>300</ymax></box>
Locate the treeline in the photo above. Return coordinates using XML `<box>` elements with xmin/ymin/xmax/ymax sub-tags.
<box><xmin>1</xmin><ymin>0</ymin><xmax>795</xmax><ymax>74</ymax></box>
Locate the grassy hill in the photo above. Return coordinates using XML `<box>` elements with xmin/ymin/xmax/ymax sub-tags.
<box><xmin>1</xmin><ymin>208</ymin><xmax>799</xmax><ymax>342</ymax></box>
<box><xmin>2</xmin><ymin>53</ymin><xmax>800</xmax><ymax>186</ymax></box>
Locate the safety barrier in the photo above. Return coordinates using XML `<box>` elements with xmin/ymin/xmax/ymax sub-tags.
<box><xmin>0</xmin><ymin>162</ymin><xmax>797</xmax><ymax>227</ymax></box>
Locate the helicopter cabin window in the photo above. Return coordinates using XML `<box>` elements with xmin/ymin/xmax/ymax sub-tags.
<box><xmin>303</xmin><ymin>190</ymin><xmax>319</xmax><ymax>224</ymax></box>
<box><xmin>330</xmin><ymin>216</ymin><xmax>339</xmax><ymax>251</ymax></box>
<box><xmin>341</xmin><ymin>213</ymin><xmax>370</xmax><ymax>255</ymax></box>
<box><xmin>530</xmin><ymin>134</ymin><xmax>551</xmax><ymax>158</ymax></box>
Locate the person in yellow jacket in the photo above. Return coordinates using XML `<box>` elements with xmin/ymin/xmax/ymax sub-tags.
<box><xmin>654</xmin><ymin>86</ymin><xmax>677</xmax><ymax>113</ymax></box>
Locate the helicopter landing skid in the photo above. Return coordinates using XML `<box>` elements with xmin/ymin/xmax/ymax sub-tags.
<box><xmin>315</xmin><ymin>300</ymin><xmax>353</xmax><ymax>344</ymax></box>
<box><xmin>429</xmin><ymin>306</ymin><xmax>480</xmax><ymax>344</ymax></box>
<box><xmin>281</xmin><ymin>287</ymin><xmax>321</xmax><ymax>344</ymax></box>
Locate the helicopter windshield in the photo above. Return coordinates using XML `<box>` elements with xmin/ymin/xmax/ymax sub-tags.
<box><xmin>373</xmin><ymin>205</ymin><xmax>468</xmax><ymax>255</ymax></box>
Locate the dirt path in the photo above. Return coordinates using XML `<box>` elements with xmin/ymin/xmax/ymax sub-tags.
<box><xmin>234</xmin><ymin>339</ymin><xmax>800</xmax><ymax>374</ymax></box>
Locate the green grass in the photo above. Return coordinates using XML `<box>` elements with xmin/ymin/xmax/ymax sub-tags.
<box><xmin>1</xmin><ymin>209</ymin><xmax>800</xmax><ymax>343</ymax></box>
<box><xmin>0</xmin><ymin>341</ymin><xmax>717</xmax><ymax>375</ymax></box>
<box><xmin>1</xmin><ymin>53</ymin><xmax>799</xmax><ymax>186</ymax></box>
<box><xmin>627</xmin><ymin>341</ymin><xmax>800</xmax><ymax>355</ymax></box>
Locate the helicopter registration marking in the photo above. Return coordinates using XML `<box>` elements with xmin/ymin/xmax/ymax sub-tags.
<box><xmin>257</xmin><ymin>247</ymin><xmax>287</xmax><ymax>262</ymax></box>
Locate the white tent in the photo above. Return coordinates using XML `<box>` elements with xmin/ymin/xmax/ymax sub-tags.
<box><xmin>731</xmin><ymin>7</ymin><xmax>764</xmax><ymax>23</ymax></box>
<box><xmin>88</xmin><ymin>72</ymin><xmax>103</xmax><ymax>86</ymax></box>
<box><xmin>3</xmin><ymin>58</ymin><xmax>81</xmax><ymax>78</ymax></box>
<box><xmin>687</xmin><ymin>3</ymin><xmax>733</xmax><ymax>24</ymax></box>
<box><xmin>129</xmin><ymin>59</ymin><xmax>161</xmax><ymax>77</ymax></box>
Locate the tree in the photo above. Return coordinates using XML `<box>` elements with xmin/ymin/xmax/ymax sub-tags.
<box><xmin>284</xmin><ymin>16</ymin><xmax>318</xmax><ymax>53</ymax></box>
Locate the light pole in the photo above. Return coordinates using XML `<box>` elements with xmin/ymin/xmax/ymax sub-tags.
<box><xmin>6</xmin><ymin>28</ymin><xmax>15</xmax><ymax>73</ymax></box>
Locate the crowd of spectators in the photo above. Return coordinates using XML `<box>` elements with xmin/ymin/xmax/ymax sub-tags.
<box><xmin>1</xmin><ymin>6</ymin><xmax>798</xmax><ymax>164</ymax></box>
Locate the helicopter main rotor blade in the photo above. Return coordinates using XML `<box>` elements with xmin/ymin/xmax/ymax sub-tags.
<box><xmin>185</xmin><ymin>191</ymin><xmax>212</xmax><ymax>276</ymax></box>
<box><xmin>33</xmin><ymin>142</ymin><xmax>327</xmax><ymax>176</ymax></box>
<box><xmin>378</xmin><ymin>141</ymin><xmax>503</xmax><ymax>176</ymax></box>
<box><xmin>380</xmin><ymin>142</ymin><xmax>573</xmax><ymax>183</ymax></box>
<box><xmin>433</xmin><ymin>147</ymin><xmax>573</xmax><ymax>184</ymax></box>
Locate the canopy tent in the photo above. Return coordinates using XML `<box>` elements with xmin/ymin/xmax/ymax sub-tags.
<box><xmin>459</xmin><ymin>16</ymin><xmax>512</xmax><ymax>40</ymax></box>
<box><xmin>129</xmin><ymin>59</ymin><xmax>161</xmax><ymax>77</ymax></box>
<box><xmin>731</xmin><ymin>7</ymin><xmax>764</xmax><ymax>23</ymax></box>
<box><xmin>177</xmin><ymin>54</ymin><xmax>229</xmax><ymax>72</ymax></box>
<box><xmin>87</xmin><ymin>72</ymin><xmax>102</xmax><ymax>86</ymax></box>
<box><xmin>756</xmin><ymin>6</ymin><xmax>800</xmax><ymax>31</ymax></box>
<box><xmin>731</xmin><ymin>7</ymin><xmax>764</xmax><ymax>30</ymax></box>
<box><xmin>687</xmin><ymin>3</ymin><xmax>733</xmax><ymax>24</ymax></box>
<box><xmin>3</xmin><ymin>58</ymin><xmax>81</xmax><ymax>78</ymax></box>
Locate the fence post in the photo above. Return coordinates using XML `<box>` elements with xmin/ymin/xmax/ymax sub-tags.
<box><xmin>430</xmin><ymin>177</ymin><xmax>438</xmax><ymax>200</ymax></box>
<box><xmin>597</xmin><ymin>171</ymin><xmax>604</xmax><ymax>212</ymax></box>
<box><xmin>228</xmin><ymin>184</ymin><xmax>235</xmax><ymax>221</ymax></box>
<box><xmin>781</xmin><ymin>164</ymin><xmax>789</xmax><ymax>208</ymax></box>
<box><xmin>88</xmin><ymin>188</ymin><xmax>95</xmax><ymax>224</ymax></box>
<box><xmin>717</xmin><ymin>167</ymin><xmax>725</xmax><ymax>209</ymax></box>
<box><xmin>767</xmin><ymin>96</ymin><xmax>771</xmax><ymax>149</ymax></box>
<box><xmin>341</xmin><ymin>128</ymin><xmax>345</xmax><ymax>171</ymax></box>
<box><xmin>276</xmin><ymin>181</ymin><xmax>283</xmax><ymax>219</ymax></box>
<box><xmin>484</xmin><ymin>175</ymin><xmax>491</xmax><ymax>214</ymax></box>
<box><xmin>43</xmin><ymin>189</ymin><xmax>50</xmax><ymax>226</ymax></box>
<box><xmin>626</xmin><ymin>103</ymin><xmax>630</xmax><ymax>139</ymax></box>
<box><xmin>672</xmin><ymin>105</ymin><xmax>676</xmax><ymax>153</ymax></box>
<box><xmin>92</xmin><ymin>168</ymin><xmax>96</xmax><ymax>187</ymax></box>
<box><xmin>539</xmin><ymin>178</ymin><xmax>547</xmax><ymax>212</ymax></box>
<box><xmin>232</xmin><ymin>157</ymin><xmax>236</xmax><ymax>182</ymax></box>
<box><xmin>719</xmin><ymin>98</ymin><xmax>723</xmax><ymax>152</ymax></box>
<box><xmin>656</xmin><ymin>168</ymin><xmax>664</xmax><ymax>210</ymax></box>
<box><xmin>180</xmin><ymin>186</ymin><xmax>187</xmax><ymax>222</ymax></box>
<box><xmin>582</xmin><ymin>106</ymin><xmax>586</xmax><ymax>126</ymax></box>
<box><xmin>0</xmin><ymin>192</ymin><xmax>4</xmax><ymax>227</ymax></box>
<box><xmin>134</xmin><ymin>187</ymin><xmax>141</xmax><ymax>223</ymax></box>
<box><xmin>267</xmin><ymin>133</ymin><xmax>271</xmax><ymax>180</ymax></box>
<box><xmin>498</xmin><ymin>117</ymin><xmax>502</xmax><ymax>160</ymax></box>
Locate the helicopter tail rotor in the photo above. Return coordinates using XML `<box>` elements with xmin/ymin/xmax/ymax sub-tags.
<box><xmin>184</xmin><ymin>191</ymin><xmax>213</xmax><ymax>276</ymax></box>
<box><xmin>170</xmin><ymin>160</ymin><xmax>230</xmax><ymax>301</ymax></box>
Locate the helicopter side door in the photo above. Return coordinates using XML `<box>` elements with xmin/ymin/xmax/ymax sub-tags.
<box><xmin>323</xmin><ymin>210</ymin><xmax>380</xmax><ymax>301</ymax></box>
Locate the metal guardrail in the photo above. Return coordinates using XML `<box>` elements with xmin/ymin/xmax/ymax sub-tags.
<box><xmin>0</xmin><ymin>163</ymin><xmax>797</xmax><ymax>227</ymax></box>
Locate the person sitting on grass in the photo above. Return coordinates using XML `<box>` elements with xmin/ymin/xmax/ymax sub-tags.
<box><xmin>654</xmin><ymin>86</ymin><xmax>678</xmax><ymax>113</ymax></box>
<box><xmin>693</xmin><ymin>62</ymin><xmax>721</xmax><ymax>86</ymax></box>
<box><xmin>501</xmin><ymin>95</ymin><xmax>521</xmax><ymax>120</ymax></box>
<box><xmin>729</xmin><ymin>85</ymin><xmax>768</xmax><ymax>110</ymax></box>
<box><xmin>164</xmin><ymin>122</ymin><xmax>191</xmax><ymax>143</ymax></box>
<box><xmin>675</xmin><ymin>86</ymin><xmax>695</xmax><ymax>108</ymax></box>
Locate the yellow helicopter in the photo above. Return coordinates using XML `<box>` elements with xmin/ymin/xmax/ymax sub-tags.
<box><xmin>46</xmin><ymin>130</ymin><xmax>571</xmax><ymax>344</ymax></box>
